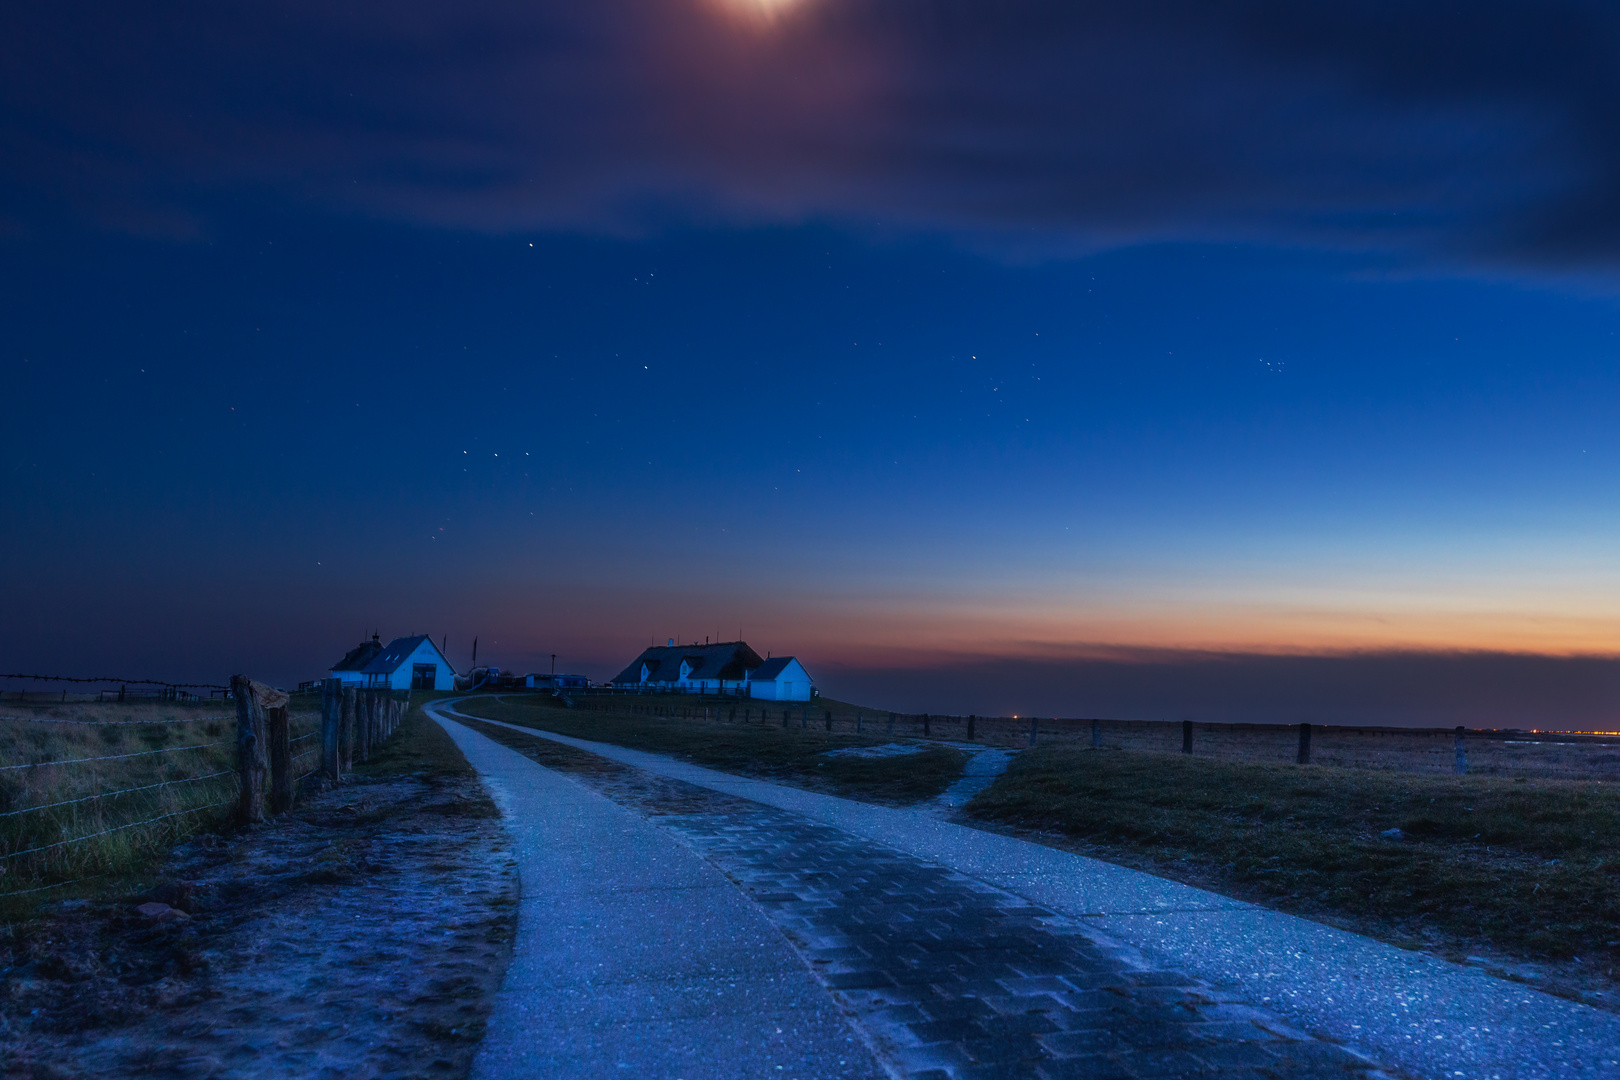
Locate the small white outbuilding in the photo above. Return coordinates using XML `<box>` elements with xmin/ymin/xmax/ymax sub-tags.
<box><xmin>744</xmin><ymin>656</ymin><xmax>815</xmax><ymax>701</ymax></box>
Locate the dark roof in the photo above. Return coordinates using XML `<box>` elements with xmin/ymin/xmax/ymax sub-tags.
<box><xmin>331</xmin><ymin>638</ymin><xmax>385</xmax><ymax>672</ymax></box>
<box><xmin>747</xmin><ymin>656</ymin><xmax>802</xmax><ymax>682</ymax></box>
<box><xmin>610</xmin><ymin>641</ymin><xmax>766</xmax><ymax>686</ymax></box>
<box><xmin>360</xmin><ymin>635</ymin><xmax>445</xmax><ymax>675</ymax></box>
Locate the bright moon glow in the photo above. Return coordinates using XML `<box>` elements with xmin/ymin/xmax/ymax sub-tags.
<box><xmin>717</xmin><ymin>0</ymin><xmax>805</xmax><ymax>22</ymax></box>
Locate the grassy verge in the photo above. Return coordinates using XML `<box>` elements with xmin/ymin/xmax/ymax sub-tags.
<box><xmin>355</xmin><ymin>690</ymin><xmax>473</xmax><ymax>779</ymax></box>
<box><xmin>452</xmin><ymin>694</ymin><xmax>967</xmax><ymax>805</ymax></box>
<box><xmin>0</xmin><ymin>689</ymin><xmax>454</xmax><ymax>917</ymax></box>
<box><xmin>0</xmin><ymin>697</ymin><xmax>313</xmax><ymax>912</ymax></box>
<box><xmin>969</xmin><ymin>745</ymin><xmax>1620</xmax><ymax>980</ymax></box>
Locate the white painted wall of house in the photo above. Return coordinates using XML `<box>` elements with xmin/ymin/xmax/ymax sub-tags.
<box><xmin>365</xmin><ymin>639</ymin><xmax>457</xmax><ymax>691</ymax></box>
<box><xmin>745</xmin><ymin>658</ymin><xmax>814</xmax><ymax>701</ymax></box>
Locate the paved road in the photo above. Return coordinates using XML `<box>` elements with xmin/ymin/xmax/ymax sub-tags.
<box><xmin>431</xmin><ymin>703</ymin><xmax>1620</xmax><ymax>1080</ymax></box>
<box><xmin>434</xmin><ymin>711</ymin><xmax>886</xmax><ymax>1080</ymax></box>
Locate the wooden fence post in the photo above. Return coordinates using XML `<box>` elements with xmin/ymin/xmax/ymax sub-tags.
<box><xmin>923</xmin><ymin>713</ymin><xmax>931</xmax><ymax>737</ymax></box>
<box><xmin>230</xmin><ymin>675</ymin><xmax>267</xmax><ymax>824</ymax></box>
<box><xmin>340</xmin><ymin>687</ymin><xmax>356</xmax><ymax>771</ymax></box>
<box><xmin>354</xmin><ymin>692</ymin><xmax>366</xmax><ymax>763</ymax></box>
<box><xmin>1091</xmin><ymin>718</ymin><xmax>1101</xmax><ymax>750</ymax></box>
<box><xmin>321</xmin><ymin>678</ymin><xmax>342</xmax><ymax>780</ymax></box>
<box><xmin>799</xmin><ymin>707</ymin><xmax>806</xmax><ymax>730</ymax></box>
<box><xmin>856</xmin><ymin>711</ymin><xmax>863</xmax><ymax>734</ymax></box>
<box><xmin>268</xmin><ymin>704</ymin><xmax>292</xmax><ymax>814</ymax></box>
<box><xmin>967</xmin><ymin>714</ymin><xmax>976</xmax><ymax>740</ymax></box>
<box><xmin>1029</xmin><ymin>716</ymin><xmax>1038</xmax><ymax>747</ymax></box>
<box><xmin>1454</xmin><ymin>726</ymin><xmax>1467</xmax><ymax>775</ymax></box>
<box><xmin>1297</xmin><ymin>722</ymin><xmax>1312</xmax><ymax>765</ymax></box>
<box><xmin>1182</xmin><ymin>720</ymin><xmax>1193</xmax><ymax>755</ymax></box>
<box><xmin>781</xmin><ymin>708</ymin><xmax>789</xmax><ymax>729</ymax></box>
<box><xmin>825</xmin><ymin>709</ymin><xmax>832</xmax><ymax>732</ymax></box>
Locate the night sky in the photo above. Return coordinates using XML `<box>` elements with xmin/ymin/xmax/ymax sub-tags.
<box><xmin>4</xmin><ymin>1</ymin><xmax>1619</xmax><ymax>726</ymax></box>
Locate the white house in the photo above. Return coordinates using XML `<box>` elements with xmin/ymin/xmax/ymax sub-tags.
<box><xmin>329</xmin><ymin>635</ymin><xmax>386</xmax><ymax>687</ymax></box>
<box><xmin>743</xmin><ymin>656</ymin><xmax>814</xmax><ymax>701</ymax></box>
<box><xmin>608</xmin><ymin>640</ymin><xmax>815</xmax><ymax>700</ymax></box>
<box><xmin>357</xmin><ymin>635</ymin><xmax>458</xmax><ymax>691</ymax></box>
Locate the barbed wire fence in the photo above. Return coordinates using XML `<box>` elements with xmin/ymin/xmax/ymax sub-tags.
<box><xmin>0</xmin><ymin>677</ymin><xmax>410</xmax><ymax>900</ymax></box>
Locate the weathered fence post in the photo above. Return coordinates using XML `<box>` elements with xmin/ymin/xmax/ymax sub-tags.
<box><xmin>781</xmin><ymin>708</ymin><xmax>789</xmax><ymax>729</ymax></box>
<box><xmin>321</xmin><ymin>678</ymin><xmax>342</xmax><ymax>780</ymax></box>
<box><xmin>1182</xmin><ymin>720</ymin><xmax>1193</xmax><ymax>755</ymax></box>
<box><xmin>967</xmin><ymin>714</ymin><xmax>976</xmax><ymax>740</ymax></box>
<box><xmin>856</xmin><ymin>711</ymin><xmax>863</xmax><ymax>734</ymax></box>
<box><xmin>1454</xmin><ymin>726</ymin><xmax>1467</xmax><ymax>775</ymax></box>
<box><xmin>1091</xmin><ymin>718</ymin><xmax>1101</xmax><ymax>750</ymax></box>
<box><xmin>268</xmin><ymin>703</ymin><xmax>292</xmax><ymax>814</ymax></box>
<box><xmin>923</xmin><ymin>713</ymin><xmax>931</xmax><ymax>737</ymax></box>
<box><xmin>354</xmin><ymin>692</ymin><xmax>367</xmax><ymax>763</ymax></box>
<box><xmin>825</xmin><ymin>709</ymin><xmax>832</xmax><ymax>732</ymax></box>
<box><xmin>799</xmin><ymin>707</ymin><xmax>807</xmax><ymax>730</ymax></box>
<box><xmin>1029</xmin><ymin>716</ymin><xmax>1038</xmax><ymax>747</ymax></box>
<box><xmin>1297</xmin><ymin>722</ymin><xmax>1312</xmax><ymax>765</ymax></box>
<box><xmin>340</xmin><ymin>687</ymin><xmax>356</xmax><ymax>771</ymax></box>
<box><xmin>230</xmin><ymin>675</ymin><xmax>266</xmax><ymax>823</ymax></box>
<box><xmin>888</xmin><ymin>711</ymin><xmax>896</xmax><ymax>735</ymax></box>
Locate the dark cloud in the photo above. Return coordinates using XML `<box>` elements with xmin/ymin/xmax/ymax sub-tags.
<box><xmin>2</xmin><ymin>0</ymin><xmax>1618</xmax><ymax>262</ymax></box>
<box><xmin>820</xmin><ymin>648</ymin><xmax>1620</xmax><ymax>729</ymax></box>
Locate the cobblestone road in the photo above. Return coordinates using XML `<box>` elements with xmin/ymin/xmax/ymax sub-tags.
<box><xmin>454</xmin><ymin>716</ymin><xmax>1388</xmax><ymax>1080</ymax></box>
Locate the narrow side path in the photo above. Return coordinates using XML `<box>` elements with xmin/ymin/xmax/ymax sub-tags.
<box><xmin>931</xmin><ymin>745</ymin><xmax>1019</xmax><ymax>813</ymax></box>
<box><xmin>439</xmin><ymin>702</ymin><xmax>1620</xmax><ymax>1080</ymax></box>
<box><xmin>432</xmin><ymin>711</ymin><xmax>888</xmax><ymax>1080</ymax></box>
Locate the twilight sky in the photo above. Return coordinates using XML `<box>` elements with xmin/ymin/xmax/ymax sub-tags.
<box><xmin>3</xmin><ymin>0</ymin><xmax>1619</xmax><ymax>725</ymax></box>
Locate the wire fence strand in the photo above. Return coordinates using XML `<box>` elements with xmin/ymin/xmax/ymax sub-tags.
<box><xmin>0</xmin><ymin>742</ymin><xmax>229</xmax><ymax>772</ymax></box>
<box><xmin>0</xmin><ymin>771</ymin><xmax>236</xmax><ymax>819</ymax></box>
<box><xmin>0</xmin><ymin>874</ymin><xmax>104</xmax><ymax>899</ymax></box>
<box><xmin>1</xmin><ymin>799</ymin><xmax>233</xmax><ymax>862</ymax></box>
<box><xmin>0</xmin><ymin>715</ymin><xmax>232</xmax><ymax>726</ymax></box>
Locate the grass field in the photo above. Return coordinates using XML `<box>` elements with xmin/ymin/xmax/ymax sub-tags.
<box><xmin>967</xmin><ymin>744</ymin><xmax>1620</xmax><ymax>983</ymax></box>
<box><xmin>0</xmin><ymin>693</ymin><xmax>316</xmax><ymax>913</ymax></box>
<box><xmin>452</xmin><ymin>693</ymin><xmax>968</xmax><ymax>805</ymax></box>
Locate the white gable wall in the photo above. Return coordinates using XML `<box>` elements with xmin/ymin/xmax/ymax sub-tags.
<box><xmin>747</xmin><ymin>658</ymin><xmax>814</xmax><ymax>701</ymax></box>
<box><xmin>366</xmin><ymin>639</ymin><xmax>457</xmax><ymax>691</ymax></box>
